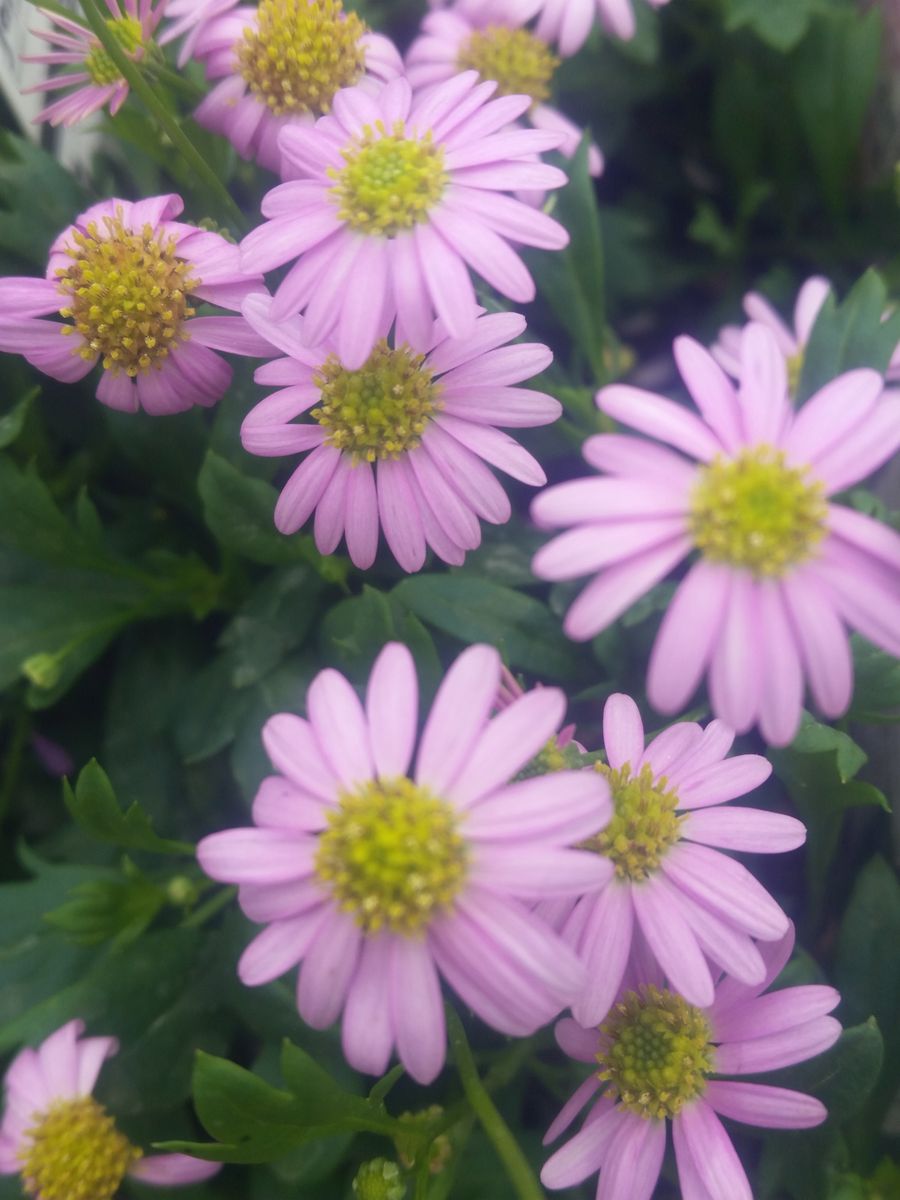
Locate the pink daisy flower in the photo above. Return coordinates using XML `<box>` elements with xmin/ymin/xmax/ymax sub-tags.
<box><xmin>0</xmin><ymin>1019</ymin><xmax>221</xmax><ymax>1198</ymax></box>
<box><xmin>538</xmin><ymin>692</ymin><xmax>803</xmax><ymax>1023</ymax></box>
<box><xmin>541</xmin><ymin>925</ymin><xmax>841</xmax><ymax>1200</ymax></box>
<box><xmin>189</xmin><ymin>0</ymin><xmax>403</xmax><ymax>172</ymax></box>
<box><xmin>239</xmin><ymin>72</ymin><xmax>570</xmax><ymax>367</ymax></box>
<box><xmin>713</xmin><ymin>275</ymin><xmax>900</xmax><ymax>385</ymax></box>
<box><xmin>531</xmin><ymin>322</ymin><xmax>900</xmax><ymax>745</ymax></box>
<box><xmin>22</xmin><ymin>0</ymin><xmax>163</xmax><ymax>127</ymax></box>
<box><xmin>0</xmin><ymin>194</ymin><xmax>271</xmax><ymax>414</ymax></box>
<box><xmin>406</xmin><ymin>10</ymin><xmax>603</xmax><ymax>178</ymax></box>
<box><xmin>239</xmin><ymin>294</ymin><xmax>560</xmax><ymax>571</ymax></box>
<box><xmin>447</xmin><ymin>0</ymin><xmax>672</xmax><ymax>54</ymax></box>
<box><xmin>197</xmin><ymin>642</ymin><xmax>613</xmax><ymax>1084</ymax></box>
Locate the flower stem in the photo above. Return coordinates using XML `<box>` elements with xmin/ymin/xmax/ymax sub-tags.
<box><xmin>77</xmin><ymin>0</ymin><xmax>246</xmax><ymax>232</ymax></box>
<box><xmin>447</xmin><ymin>1007</ymin><xmax>546</xmax><ymax>1200</ymax></box>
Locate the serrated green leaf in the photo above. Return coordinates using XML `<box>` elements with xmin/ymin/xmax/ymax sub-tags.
<box><xmin>64</xmin><ymin>760</ymin><xmax>193</xmax><ymax>856</ymax></box>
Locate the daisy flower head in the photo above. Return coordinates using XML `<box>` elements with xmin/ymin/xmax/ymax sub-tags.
<box><xmin>0</xmin><ymin>194</ymin><xmax>271</xmax><ymax>414</ymax></box>
<box><xmin>190</xmin><ymin>0</ymin><xmax>404</xmax><ymax>172</ymax></box>
<box><xmin>0</xmin><ymin>1019</ymin><xmax>221</xmax><ymax>1198</ymax></box>
<box><xmin>240</xmin><ymin>72</ymin><xmax>570</xmax><ymax>366</ymax></box>
<box><xmin>240</xmin><ymin>295</ymin><xmax>561</xmax><ymax>572</ymax></box>
<box><xmin>713</xmin><ymin>275</ymin><xmax>900</xmax><ymax>388</ymax></box>
<box><xmin>539</xmin><ymin>692</ymin><xmax>803</xmax><ymax>1027</ymax></box>
<box><xmin>406</xmin><ymin>9</ymin><xmax>603</xmax><ymax>178</ymax></box>
<box><xmin>531</xmin><ymin>322</ymin><xmax>900</xmax><ymax>745</ymax></box>
<box><xmin>197</xmin><ymin>642</ymin><xmax>614</xmax><ymax>1084</ymax></box>
<box><xmin>542</xmin><ymin>925</ymin><xmax>841</xmax><ymax>1200</ymax></box>
<box><xmin>22</xmin><ymin>0</ymin><xmax>163</xmax><ymax>127</ymax></box>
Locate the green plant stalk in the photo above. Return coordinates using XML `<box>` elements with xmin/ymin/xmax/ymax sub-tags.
<box><xmin>77</xmin><ymin>0</ymin><xmax>246</xmax><ymax>232</ymax></box>
<box><xmin>447</xmin><ymin>1008</ymin><xmax>546</xmax><ymax>1200</ymax></box>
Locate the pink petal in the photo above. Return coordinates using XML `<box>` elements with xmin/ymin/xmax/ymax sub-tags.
<box><xmin>682</xmin><ymin>807</ymin><xmax>806</xmax><ymax>853</ymax></box>
<box><xmin>678</xmin><ymin>892</ymin><xmax>766</xmax><ymax>986</ymax></box>
<box><xmin>366</xmin><ymin>643</ymin><xmax>418</xmax><ymax>779</ymax></box>
<box><xmin>603</xmin><ymin>694</ymin><xmax>645</xmax><ymax>770</ymax></box>
<box><xmin>677</xmin><ymin>1100</ymin><xmax>752</xmax><ymax>1200</ymax></box>
<box><xmin>708</xmin><ymin>574</ymin><xmax>762</xmax><ymax>735</ymax></box>
<box><xmin>391</xmin><ymin>938</ymin><xmax>445</xmax><ymax>1085</ymax></box>
<box><xmin>713</xmin><ymin>985</ymin><xmax>840</xmax><ymax>1042</ymax></box>
<box><xmin>563</xmin><ymin>537</ymin><xmax>692</xmax><ymax>642</ymax></box>
<box><xmin>582</xmin><ymin>432</ymin><xmax>697</xmax><ymax>486</ymax></box>
<box><xmin>238</xmin><ymin>910</ymin><xmax>326</xmax><ymax>986</ymax></box>
<box><xmin>129</xmin><ymin>1155</ymin><xmax>222</xmax><ymax>1185</ymax></box>
<box><xmin>811</xmin><ymin>394</ymin><xmax>900</xmax><ymax>494</ymax></box>
<box><xmin>814</xmin><ymin>542</ymin><xmax>900</xmax><ymax>658</ymax></box>
<box><xmin>782</xmin><ymin>569</ymin><xmax>852</xmax><ymax>718</ymax></box>
<box><xmin>757</xmin><ymin>580</ymin><xmax>805</xmax><ymax>747</ymax></box>
<box><xmin>532</xmin><ymin>518</ymin><xmax>686</xmax><ymax>581</ymax></box>
<box><xmin>262</xmin><ymin>714</ymin><xmax>339</xmax><ymax>800</ymax></box>
<box><xmin>673</xmin><ymin>335</ymin><xmax>743</xmax><ymax>452</ymax></box>
<box><xmin>376</xmin><ymin>457</ymin><xmax>426</xmax><ymax>572</ymax></box>
<box><xmin>555</xmin><ymin>1016</ymin><xmax>600</xmax><ymax>1063</ymax></box>
<box><xmin>415</xmin><ymin>643</ymin><xmax>500</xmax><ymax>793</ymax></box>
<box><xmin>464</xmin><ymin>771</ymin><xmax>611</xmax><ymax>843</ymax></box>
<box><xmin>705</xmin><ymin>1081</ymin><xmax>827</xmax><ymax>1130</ymax></box>
<box><xmin>783</xmin><ymin>369</ymin><xmax>883</xmax><ymax>467</ymax></box>
<box><xmin>37</xmin><ymin>1020</ymin><xmax>82</xmax><ymax>1098</ymax></box>
<box><xmin>337</xmin><ymin>238</ymin><xmax>389</xmax><ymax>370</ymax></box>
<box><xmin>572</xmin><ymin>883</ymin><xmax>634</xmax><ymax>1027</ymax></box>
<box><xmin>197</xmin><ymin>829</ymin><xmax>315</xmax><ymax>885</ymax></box>
<box><xmin>342</xmin><ymin>936</ymin><xmax>395</xmax><ymax>1077</ymax></box>
<box><xmin>737</xmin><ymin>323</ymin><xmax>789</xmax><ymax>444</ymax></box>
<box><xmin>446</xmin><ymin>687</ymin><xmax>566</xmax><ymax>806</ymax></box>
<box><xmin>828</xmin><ymin>504</ymin><xmax>900</xmax><ymax>573</ymax></box>
<box><xmin>661</xmin><ymin>842</ymin><xmax>789</xmax><ymax>940</ymax></box>
<box><xmin>598</xmin><ymin>385</ymin><xmax>723</xmax><ymax>461</ymax></box>
<box><xmin>296</xmin><ymin>908</ymin><xmax>363</xmax><ymax>1028</ymax></box>
<box><xmin>343</xmin><ymin>460</ymin><xmax>379</xmax><ymax>569</ymax></box>
<box><xmin>434</xmin><ymin>415</ymin><xmax>549</xmax><ymax>485</ymax></box>
<box><xmin>715</xmin><ymin>1016</ymin><xmax>842</xmax><ymax>1074</ymax></box>
<box><xmin>647</xmin><ymin>561</ymin><xmax>730</xmax><ymax>716</ymax></box>
<box><xmin>471</xmin><ymin>844</ymin><xmax>612</xmax><ymax>897</ymax></box>
<box><xmin>630</xmin><ymin>876</ymin><xmax>714</xmax><ymax>1006</ymax></box>
<box><xmin>414</xmin><ymin>223</ymin><xmax>478</xmax><ymax>341</ymax></box>
<box><xmin>252</xmin><ymin>775</ymin><xmax>328</xmax><ymax>834</ymax></box>
<box><xmin>793</xmin><ymin>276</ymin><xmax>832</xmax><ymax>343</ymax></box>
<box><xmin>74</xmin><ymin>1037</ymin><xmax>117</xmax><ymax>1096</ymax></box>
<box><xmin>543</xmin><ymin>1076</ymin><xmax>604</xmax><ymax>1145</ymax></box>
<box><xmin>676</xmin><ymin>755</ymin><xmax>773</xmax><ymax>810</ymax></box>
<box><xmin>540</xmin><ymin>1104</ymin><xmax>620</xmax><ymax>1189</ymax></box>
<box><xmin>531</xmin><ymin>479</ymin><xmax>689</xmax><ymax>530</ymax></box>
<box><xmin>596</xmin><ymin>1111</ymin><xmax>665</xmax><ymax>1200</ymax></box>
<box><xmin>306</xmin><ymin>668</ymin><xmax>374</xmax><ymax>790</ymax></box>
<box><xmin>274</xmin><ymin>444</ymin><xmax>342</xmax><ymax>535</ymax></box>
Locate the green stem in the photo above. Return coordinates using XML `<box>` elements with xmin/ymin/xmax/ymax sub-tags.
<box><xmin>77</xmin><ymin>0</ymin><xmax>246</xmax><ymax>232</ymax></box>
<box><xmin>447</xmin><ymin>1008</ymin><xmax>546</xmax><ymax>1200</ymax></box>
<box><xmin>181</xmin><ymin>885</ymin><xmax>237</xmax><ymax>928</ymax></box>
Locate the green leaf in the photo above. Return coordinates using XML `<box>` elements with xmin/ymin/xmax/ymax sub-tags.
<box><xmin>533</xmin><ymin>137</ymin><xmax>606</xmax><ymax>380</ymax></box>
<box><xmin>0</xmin><ymin>132</ymin><xmax>88</xmax><ymax>266</ymax></box>
<box><xmin>44</xmin><ymin>861</ymin><xmax>167</xmax><ymax>949</ymax></box>
<box><xmin>723</xmin><ymin>0</ymin><xmax>817</xmax><ymax>52</ymax></box>
<box><xmin>0</xmin><ymin>389</ymin><xmax>37</xmax><ymax>449</ymax></box>
<box><xmin>798</xmin><ymin>270</ymin><xmax>900</xmax><ymax>403</ymax></box>
<box><xmin>220</xmin><ymin>566</ymin><xmax>323</xmax><ymax>689</ymax></box>
<box><xmin>392</xmin><ymin>573</ymin><xmax>583</xmax><ymax>679</ymax></box>
<box><xmin>198</xmin><ymin>451</ymin><xmax>347</xmax><ymax>581</ymax></box>
<box><xmin>63</xmin><ymin>760</ymin><xmax>193</xmax><ymax>856</ymax></box>
<box><xmin>789</xmin><ymin>7</ymin><xmax>882</xmax><ymax>215</ymax></box>
<box><xmin>847</xmin><ymin>636</ymin><xmax>900</xmax><ymax>723</ymax></box>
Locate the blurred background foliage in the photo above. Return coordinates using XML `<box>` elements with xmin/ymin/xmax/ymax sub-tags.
<box><xmin>0</xmin><ymin>0</ymin><xmax>898</xmax><ymax>1196</ymax></box>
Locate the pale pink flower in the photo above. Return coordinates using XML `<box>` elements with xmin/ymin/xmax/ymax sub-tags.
<box><xmin>21</xmin><ymin>0</ymin><xmax>163</xmax><ymax>127</ymax></box>
<box><xmin>240</xmin><ymin>295</ymin><xmax>560</xmax><ymax>571</ymax></box>
<box><xmin>0</xmin><ymin>1020</ymin><xmax>220</xmax><ymax>1194</ymax></box>
<box><xmin>0</xmin><ymin>195</ymin><xmax>271</xmax><ymax>414</ymax></box>
<box><xmin>197</xmin><ymin>642</ymin><xmax>613</xmax><ymax>1084</ymax></box>
<box><xmin>531</xmin><ymin>322</ymin><xmax>900</xmax><ymax>745</ymax></box>
<box><xmin>445</xmin><ymin>0</ymin><xmax>672</xmax><ymax>54</ymax></box>
<box><xmin>542</xmin><ymin>926</ymin><xmax>840</xmax><ymax>1200</ymax></box>
<box><xmin>714</xmin><ymin>275</ymin><xmax>900</xmax><ymax>384</ymax></box>
<box><xmin>190</xmin><ymin>0</ymin><xmax>403</xmax><ymax>173</ymax></box>
<box><xmin>538</xmin><ymin>693</ymin><xmax>803</xmax><ymax>1022</ymax></box>
<box><xmin>240</xmin><ymin>72</ymin><xmax>569</xmax><ymax>367</ymax></box>
<box><xmin>158</xmin><ymin>0</ymin><xmax>241</xmax><ymax>67</ymax></box>
<box><xmin>406</xmin><ymin>10</ymin><xmax>603</xmax><ymax>178</ymax></box>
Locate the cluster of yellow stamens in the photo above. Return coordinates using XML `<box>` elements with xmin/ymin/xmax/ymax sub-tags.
<box><xmin>18</xmin><ymin>1096</ymin><xmax>141</xmax><ymax>1200</ymax></box>
<box><xmin>314</xmin><ymin>777</ymin><xmax>468</xmax><ymax>934</ymax></box>
<box><xmin>311</xmin><ymin>341</ymin><xmax>440</xmax><ymax>462</ymax></box>
<box><xmin>584</xmin><ymin>761</ymin><xmax>682</xmax><ymax>881</ymax></box>
<box><xmin>237</xmin><ymin>0</ymin><xmax>366</xmax><ymax>116</ymax></box>
<box><xmin>457</xmin><ymin>26</ymin><xmax>559</xmax><ymax>106</ymax></box>
<box><xmin>597</xmin><ymin>985</ymin><xmax>714</xmax><ymax>1120</ymax></box>
<box><xmin>330</xmin><ymin>122</ymin><xmax>448</xmax><ymax>237</ymax></box>
<box><xmin>57</xmin><ymin>213</ymin><xmax>197</xmax><ymax>376</ymax></box>
<box><xmin>84</xmin><ymin>16</ymin><xmax>144</xmax><ymax>87</ymax></box>
<box><xmin>690</xmin><ymin>445</ymin><xmax>827</xmax><ymax>577</ymax></box>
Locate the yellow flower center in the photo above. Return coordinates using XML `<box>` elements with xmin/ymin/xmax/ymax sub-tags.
<box><xmin>456</xmin><ymin>26</ymin><xmax>559</xmax><ymax>106</ymax></box>
<box><xmin>84</xmin><ymin>16</ymin><xmax>144</xmax><ymax>87</ymax></box>
<box><xmin>583</xmin><ymin>762</ymin><xmax>682</xmax><ymax>882</ymax></box>
<box><xmin>314</xmin><ymin>777</ymin><xmax>468</xmax><ymax>935</ymax></box>
<box><xmin>57</xmin><ymin>212</ymin><xmax>198</xmax><ymax>377</ymax></box>
<box><xmin>18</xmin><ymin>1096</ymin><xmax>141</xmax><ymax>1200</ymax></box>
<box><xmin>330</xmin><ymin>122</ymin><xmax>448</xmax><ymax>237</ymax></box>
<box><xmin>689</xmin><ymin>445</ymin><xmax>827</xmax><ymax>577</ymax></box>
<box><xmin>597</xmin><ymin>985</ymin><xmax>714</xmax><ymax>1120</ymax></box>
<box><xmin>311</xmin><ymin>340</ymin><xmax>441</xmax><ymax>463</ymax></box>
<box><xmin>237</xmin><ymin>0</ymin><xmax>366</xmax><ymax>117</ymax></box>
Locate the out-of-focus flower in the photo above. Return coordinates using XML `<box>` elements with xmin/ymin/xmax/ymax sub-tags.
<box><xmin>240</xmin><ymin>72</ymin><xmax>569</xmax><ymax>367</ymax></box>
<box><xmin>198</xmin><ymin>642</ymin><xmax>612</xmax><ymax>1084</ymax></box>
<box><xmin>158</xmin><ymin>0</ymin><xmax>241</xmax><ymax>67</ymax></box>
<box><xmin>406</xmin><ymin>10</ymin><xmax>603</xmax><ymax>178</ymax></box>
<box><xmin>22</xmin><ymin>0</ymin><xmax>163</xmax><ymax>127</ymax></box>
<box><xmin>0</xmin><ymin>195</ymin><xmax>271</xmax><ymax>414</ymax></box>
<box><xmin>431</xmin><ymin>0</ymin><xmax>672</xmax><ymax>55</ymax></box>
<box><xmin>531</xmin><ymin>322</ymin><xmax>900</xmax><ymax>745</ymax></box>
<box><xmin>0</xmin><ymin>1019</ymin><xmax>220</xmax><ymax>1198</ymax></box>
<box><xmin>190</xmin><ymin>0</ymin><xmax>403</xmax><ymax>173</ymax></box>
<box><xmin>542</xmin><ymin>925</ymin><xmax>840</xmax><ymax>1200</ymax></box>
<box><xmin>713</xmin><ymin>275</ymin><xmax>900</xmax><ymax>387</ymax></box>
<box><xmin>539</xmin><ymin>692</ymin><xmax>802</xmax><ymax>1024</ymax></box>
<box><xmin>240</xmin><ymin>296</ymin><xmax>559</xmax><ymax>571</ymax></box>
